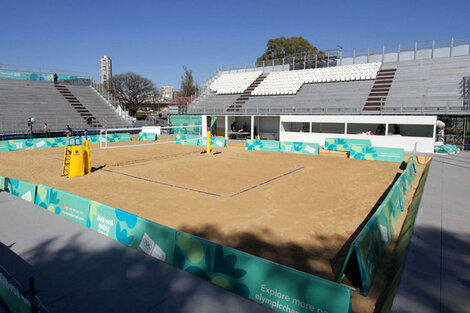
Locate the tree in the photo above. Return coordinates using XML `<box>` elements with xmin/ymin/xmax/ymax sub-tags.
<box><xmin>180</xmin><ymin>66</ymin><xmax>198</xmax><ymax>97</ymax></box>
<box><xmin>257</xmin><ymin>36</ymin><xmax>325</xmax><ymax>62</ymax></box>
<box><xmin>110</xmin><ymin>72</ymin><xmax>158</xmax><ymax>116</ymax></box>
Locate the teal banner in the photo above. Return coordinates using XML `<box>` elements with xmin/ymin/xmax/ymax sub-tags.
<box><xmin>198</xmin><ymin>137</ymin><xmax>227</xmax><ymax>148</ymax></box>
<box><xmin>3</xmin><ymin>176</ymin><xmax>353</xmax><ymax>313</ymax></box>
<box><xmin>173</xmin><ymin>232</ymin><xmax>352</xmax><ymax>313</ymax></box>
<box><xmin>175</xmin><ymin>135</ymin><xmax>200</xmax><ymax>146</ymax></box>
<box><xmin>168</xmin><ymin>115</ymin><xmax>202</xmax><ymax>134</ymax></box>
<box><xmin>85</xmin><ymin>133</ymin><xmax>131</xmax><ymax>144</ymax></box>
<box><xmin>0</xmin><ymin>134</ymin><xmax>136</xmax><ymax>153</ymax></box>
<box><xmin>0</xmin><ymin>70</ymin><xmax>86</xmax><ymax>82</ymax></box>
<box><xmin>0</xmin><ymin>137</ymin><xmax>69</xmax><ymax>152</ymax></box>
<box><xmin>137</xmin><ymin>132</ymin><xmax>157</xmax><ymax>141</ymax></box>
<box><xmin>87</xmin><ymin>200</ymin><xmax>176</xmax><ymax>264</ymax></box>
<box><xmin>0</xmin><ymin>177</ymin><xmax>37</xmax><ymax>202</ymax></box>
<box><xmin>350</xmin><ymin>145</ymin><xmax>404</xmax><ymax>163</ymax></box>
<box><xmin>279</xmin><ymin>142</ymin><xmax>319</xmax><ymax>155</ymax></box>
<box><xmin>35</xmin><ymin>185</ymin><xmax>91</xmax><ymax>226</ymax></box>
<box><xmin>435</xmin><ymin>144</ymin><xmax>460</xmax><ymax>154</ymax></box>
<box><xmin>337</xmin><ymin>151</ymin><xmax>418</xmax><ymax>295</ymax></box>
<box><xmin>246</xmin><ymin>140</ymin><xmax>280</xmax><ymax>152</ymax></box>
<box><xmin>324</xmin><ymin>138</ymin><xmax>371</xmax><ymax>152</ymax></box>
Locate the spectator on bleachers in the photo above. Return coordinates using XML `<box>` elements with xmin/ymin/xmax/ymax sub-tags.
<box><xmin>44</xmin><ymin>123</ymin><xmax>50</xmax><ymax>137</ymax></box>
<box><xmin>65</xmin><ymin>125</ymin><xmax>72</xmax><ymax>137</ymax></box>
<box><xmin>53</xmin><ymin>73</ymin><xmax>58</xmax><ymax>84</ymax></box>
<box><xmin>27</xmin><ymin>117</ymin><xmax>34</xmax><ymax>138</ymax></box>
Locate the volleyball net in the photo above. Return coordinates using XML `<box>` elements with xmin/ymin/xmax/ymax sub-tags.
<box><xmin>98</xmin><ymin>125</ymin><xmax>204</xmax><ymax>149</ymax></box>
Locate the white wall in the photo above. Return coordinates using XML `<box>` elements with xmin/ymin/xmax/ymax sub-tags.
<box><xmin>279</xmin><ymin>115</ymin><xmax>437</xmax><ymax>153</ymax></box>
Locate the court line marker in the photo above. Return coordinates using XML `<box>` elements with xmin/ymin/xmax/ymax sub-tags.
<box><xmin>102</xmin><ymin>169</ymin><xmax>223</xmax><ymax>197</ymax></box>
<box><xmin>230</xmin><ymin>166</ymin><xmax>305</xmax><ymax>197</ymax></box>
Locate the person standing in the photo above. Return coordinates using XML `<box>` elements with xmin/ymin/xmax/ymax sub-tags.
<box><xmin>65</xmin><ymin>125</ymin><xmax>72</xmax><ymax>137</ymax></box>
<box><xmin>27</xmin><ymin>117</ymin><xmax>33</xmax><ymax>138</ymax></box>
<box><xmin>44</xmin><ymin>123</ymin><xmax>50</xmax><ymax>138</ymax></box>
<box><xmin>53</xmin><ymin>73</ymin><xmax>58</xmax><ymax>84</ymax></box>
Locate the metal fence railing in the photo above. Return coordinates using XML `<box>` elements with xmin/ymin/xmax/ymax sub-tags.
<box><xmin>187</xmin><ymin>95</ymin><xmax>470</xmax><ymax>116</ymax></box>
<box><xmin>193</xmin><ymin>35</ymin><xmax>470</xmax><ymax>104</ymax></box>
<box><xmin>0</xmin><ymin>63</ymin><xmax>89</xmax><ymax>78</ymax></box>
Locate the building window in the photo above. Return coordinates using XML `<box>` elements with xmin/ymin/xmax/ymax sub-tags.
<box><xmin>347</xmin><ymin>123</ymin><xmax>386</xmax><ymax>136</ymax></box>
<box><xmin>282</xmin><ymin>122</ymin><xmax>310</xmax><ymax>132</ymax></box>
<box><xmin>311</xmin><ymin>122</ymin><xmax>345</xmax><ymax>134</ymax></box>
<box><xmin>389</xmin><ymin>124</ymin><xmax>434</xmax><ymax>137</ymax></box>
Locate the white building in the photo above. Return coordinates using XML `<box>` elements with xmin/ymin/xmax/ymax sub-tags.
<box><xmin>100</xmin><ymin>56</ymin><xmax>112</xmax><ymax>89</ymax></box>
<box><xmin>161</xmin><ymin>86</ymin><xmax>174</xmax><ymax>101</ymax></box>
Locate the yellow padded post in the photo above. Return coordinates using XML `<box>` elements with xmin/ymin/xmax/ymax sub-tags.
<box><xmin>68</xmin><ymin>145</ymin><xmax>85</xmax><ymax>178</ymax></box>
<box><xmin>83</xmin><ymin>140</ymin><xmax>91</xmax><ymax>174</ymax></box>
<box><xmin>206</xmin><ymin>131</ymin><xmax>211</xmax><ymax>154</ymax></box>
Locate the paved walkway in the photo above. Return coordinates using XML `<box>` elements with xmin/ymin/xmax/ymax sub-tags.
<box><xmin>392</xmin><ymin>152</ymin><xmax>470</xmax><ymax>313</ymax></box>
<box><xmin>0</xmin><ymin>192</ymin><xmax>273</xmax><ymax>313</ymax></box>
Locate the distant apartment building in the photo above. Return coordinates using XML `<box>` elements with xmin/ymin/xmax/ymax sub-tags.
<box><xmin>100</xmin><ymin>56</ymin><xmax>112</xmax><ymax>89</ymax></box>
<box><xmin>161</xmin><ymin>86</ymin><xmax>174</xmax><ymax>101</ymax></box>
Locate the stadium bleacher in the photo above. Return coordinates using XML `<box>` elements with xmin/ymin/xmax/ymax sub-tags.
<box><xmin>0</xmin><ymin>79</ymin><xmax>131</xmax><ymax>133</ymax></box>
<box><xmin>189</xmin><ymin>54</ymin><xmax>470</xmax><ymax>114</ymax></box>
<box><xmin>209</xmin><ymin>71</ymin><xmax>263</xmax><ymax>94</ymax></box>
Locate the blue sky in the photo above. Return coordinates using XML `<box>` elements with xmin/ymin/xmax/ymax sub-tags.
<box><xmin>1</xmin><ymin>0</ymin><xmax>469</xmax><ymax>90</ymax></box>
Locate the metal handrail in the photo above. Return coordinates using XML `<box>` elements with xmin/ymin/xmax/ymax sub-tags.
<box><xmin>187</xmin><ymin>95</ymin><xmax>470</xmax><ymax>115</ymax></box>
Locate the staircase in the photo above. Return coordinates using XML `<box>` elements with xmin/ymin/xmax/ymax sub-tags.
<box><xmin>227</xmin><ymin>74</ymin><xmax>267</xmax><ymax>112</ymax></box>
<box><xmin>363</xmin><ymin>68</ymin><xmax>397</xmax><ymax>111</ymax></box>
<box><xmin>54</xmin><ymin>84</ymin><xmax>102</xmax><ymax>127</ymax></box>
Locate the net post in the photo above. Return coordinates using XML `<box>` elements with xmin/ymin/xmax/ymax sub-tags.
<box><xmin>206</xmin><ymin>130</ymin><xmax>211</xmax><ymax>154</ymax></box>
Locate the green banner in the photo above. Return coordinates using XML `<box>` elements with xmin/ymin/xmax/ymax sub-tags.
<box><xmin>198</xmin><ymin>137</ymin><xmax>227</xmax><ymax>148</ymax></box>
<box><xmin>169</xmin><ymin>115</ymin><xmax>202</xmax><ymax>134</ymax></box>
<box><xmin>0</xmin><ymin>70</ymin><xmax>86</xmax><ymax>82</ymax></box>
<box><xmin>173</xmin><ymin>232</ymin><xmax>352</xmax><ymax>313</ymax></box>
<box><xmin>175</xmin><ymin>135</ymin><xmax>200</xmax><ymax>146</ymax></box>
<box><xmin>337</xmin><ymin>151</ymin><xmax>418</xmax><ymax>295</ymax></box>
<box><xmin>0</xmin><ymin>177</ymin><xmax>37</xmax><ymax>202</ymax></box>
<box><xmin>137</xmin><ymin>132</ymin><xmax>157</xmax><ymax>141</ymax></box>
<box><xmin>35</xmin><ymin>185</ymin><xmax>90</xmax><ymax>226</ymax></box>
<box><xmin>324</xmin><ymin>138</ymin><xmax>371</xmax><ymax>152</ymax></box>
<box><xmin>87</xmin><ymin>200</ymin><xmax>177</xmax><ymax>264</ymax></box>
<box><xmin>350</xmin><ymin>145</ymin><xmax>404</xmax><ymax>163</ymax></box>
<box><xmin>85</xmin><ymin>133</ymin><xmax>131</xmax><ymax>144</ymax></box>
<box><xmin>246</xmin><ymin>140</ymin><xmax>280</xmax><ymax>152</ymax></box>
<box><xmin>435</xmin><ymin>144</ymin><xmax>460</xmax><ymax>154</ymax></box>
<box><xmin>279</xmin><ymin>142</ymin><xmax>320</xmax><ymax>155</ymax></box>
<box><xmin>0</xmin><ymin>267</ymin><xmax>32</xmax><ymax>313</ymax></box>
<box><xmin>4</xmin><ymin>177</ymin><xmax>353</xmax><ymax>313</ymax></box>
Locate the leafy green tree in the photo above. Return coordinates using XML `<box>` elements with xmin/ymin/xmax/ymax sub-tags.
<box><xmin>110</xmin><ymin>72</ymin><xmax>158</xmax><ymax>116</ymax></box>
<box><xmin>180</xmin><ymin>66</ymin><xmax>199</xmax><ymax>97</ymax></box>
<box><xmin>257</xmin><ymin>36</ymin><xmax>325</xmax><ymax>61</ymax></box>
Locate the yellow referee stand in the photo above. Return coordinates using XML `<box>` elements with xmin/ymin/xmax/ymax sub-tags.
<box><xmin>62</xmin><ymin>137</ymin><xmax>91</xmax><ymax>178</ymax></box>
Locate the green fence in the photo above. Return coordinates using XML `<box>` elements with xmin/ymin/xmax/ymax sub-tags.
<box><xmin>336</xmin><ymin>148</ymin><xmax>418</xmax><ymax>295</ymax></box>
<box><xmin>1</xmin><ymin>175</ymin><xmax>353</xmax><ymax>313</ymax></box>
